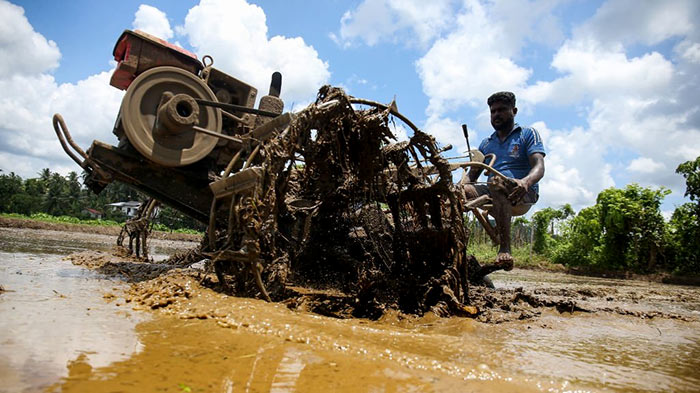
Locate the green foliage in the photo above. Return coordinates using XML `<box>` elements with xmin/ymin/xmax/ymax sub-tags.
<box><xmin>1</xmin><ymin>212</ymin><xmax>121</xmax><ymax>227</ymax></box>
<box><xmin>597</xmin><ymin>184</ymin><xmax>669</xmax><ymax>270</ymax></box>
<box><xmin>667</xmin><ymin>203</ymin><xmax>700</xmax><ymax>273</ymax></box>
<box><xmin>467</xmin><ymin>241</ymin><xmax>553</xmax><ymax>268</ymax></box>
<box><xmin>553</xmin><ymin>184</ymin><xmax>669</xmax><ymax>272</ymax></box>
<box><xmin>676</xmin><ymin>156</ymin><xmax>700</xmax><ymax>202</ymax></box>
<box><xmin>552</xmin><ymin>206</ymin><xmax>602</xmax><ymax>267</ymax></box>
<box><xmin>666</xmin><ymin>157</ymin><xmax>700</xmax><ymax>274</ymax></box>
<box><xmin>532</xmin><ymin>204</ymin><xmax>573</xmax><ymax>255</ymax></box>
<box><xmin>155</xmin><ymin>206</ymin><xmax>205</xmax><ymax>233</ymax></box>
<box><xmin>0</xmin><ymin>169</ymin><xmax>201</xmax><ymax>233</ymax></box>
<box><xmin>0</xmin><ymin>172</ymin><xmax>24</xmax><ymax>212</ymax></box>
<box><xmin>511</xmin><ymin>216</ymin><xmax>531</xmax><ymax>248</ymax></box>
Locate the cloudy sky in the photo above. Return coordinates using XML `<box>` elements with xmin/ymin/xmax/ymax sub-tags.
<box><xmin>1</xmin><ymin>0</ymin><xmax>699</xmax><ymax>216</ymax></box>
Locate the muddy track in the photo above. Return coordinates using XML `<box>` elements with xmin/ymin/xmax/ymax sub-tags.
<box><xmin>66</xmin><ymin>249</ymin><xmax>698</xmax><ymax>324</ymax></box>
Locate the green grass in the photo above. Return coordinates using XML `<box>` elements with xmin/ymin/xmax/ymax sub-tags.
<box><xmin>151</xmin><ymin>223</ymin><xmax>203</xmax><ymax>235</ymax></box>
<box><xmin>467</xmin><ymin>241</ymin><xmax>563</xmax><ymax>270</ymax></box>
<box><xmin>1</xmin><ymin>212</ymin><xmax>203</xmax><ymax>235</ymax></box>
<box><xmin>1</xmin><ymin>212</ymin><xmax>122</xmax><ymax>227</ymax></box>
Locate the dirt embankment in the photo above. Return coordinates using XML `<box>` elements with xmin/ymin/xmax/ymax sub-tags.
<box><xmin>0</xmin><ymin>216</ymin><xmax>201</xmax><ymax>242</ymax></box>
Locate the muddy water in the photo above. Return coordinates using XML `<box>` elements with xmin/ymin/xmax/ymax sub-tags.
<box><xmin>1</xmin><ymin>228</ymin><xmax>700</xmax><ymax>392</ymax></box>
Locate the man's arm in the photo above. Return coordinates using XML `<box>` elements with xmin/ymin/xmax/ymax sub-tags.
<box><xmin>508</xmin><ymin>152</ymin><xmax>545</xmax><ymax>203</ymax></box>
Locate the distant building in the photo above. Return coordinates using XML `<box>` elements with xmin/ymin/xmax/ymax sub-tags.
<box><xmin>106</xmin><ymin>201</ymin><xmax>142</xmax><ymax>217</ymax></box>
<box><xmin>82</xmin><ymin>208</ymin><xmax>103</xmax><ymax>219</ymax></box>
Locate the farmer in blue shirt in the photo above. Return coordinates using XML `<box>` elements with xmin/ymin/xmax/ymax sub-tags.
<box><xmin>464</xmin><ymin>91</ymin><xmax>545</xmax><ymax>271</ymax></box>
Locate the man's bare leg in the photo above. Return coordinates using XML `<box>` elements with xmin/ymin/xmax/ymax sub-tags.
<box><xmin>463</xmin><ymin>181</ymin><xmax>513</xmax><ymax>273</ymax></box>
<box><xmin>488</xmin><ymin>179</ymin><xmax>514</xmax><ymax>271</ymax></box>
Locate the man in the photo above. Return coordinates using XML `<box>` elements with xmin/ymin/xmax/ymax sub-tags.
<box><xmin>464</xmin><ymin>91</ymin><xmax>545</xmax><ymax>271</ymax></box>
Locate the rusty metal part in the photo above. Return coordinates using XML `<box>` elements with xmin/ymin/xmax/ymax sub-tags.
<box><xmin>191</xmin><ymin>125</ymin><xmax>242</xmax><ymax>144</ymax></box>
<box><xmin>52</xmin><ymin>114</ymin><xmax>90</xmax><ymax>167</ymax></box>
<box><xmin>110</xmin><ymin>29</ymin><xmax>203</xmax><ymax>90</ymax></box>
<box><xmin>457</xmin><ymin>161</ymin><xmax>508</xmax><ymax>181</ymax></box>
<box><xmin>473</xmin><ymin>208</ymin><xmax>500</xmax><ymax>244</ymax></box>
<box><xmin>120</xmin><ymin>66</ymin><xmax>222</xmax><ymax>167</ymax></box>
<box><xmin>195</xmin><ymin>99</ymin><xmax>283</xmax><ymax>118</ymax></box>
<box><xmin>464</xmin><ymin>194</ymin><xmax>491</xmax><ymax>210</ymax></box>
<box><xmin>209</xmin><ymin>167</ymin><xmax>263</xmax><ymax>199</ymax></box>
<box><xmin>117</xmin><ymin>198</ymin><xmax>160</xmax><ymax>258</ymax></box>
<box><xmin>199</xmin><ymin>86</ymin><xmax>475</xmax><ymax>311</ymax></box>
<box><xmin>52</xmin><ymin>20</ymin><xmax>495</xmax><ymax>315</ymax></box>
<box><xmin>348</xmin><ymin>97</ymin><xmax>420</xmax><ymax>134</ymax></box>
<box><xmin>254</xmin><ymin>73</ymin><xmax>284</xmax><ymax>128</ymax></box>
<box><xmin>85</xmin><ymin>141</ymin><xmax>215</xmax><ymax>223</ymax></box>
<box><xmin>462</xmin><ymin>124</ymin><xmax>472</xmax><ymax>161</ymax></box>
<box><xmin>52</xmin><ymin>114</ymin><xmax>112</xmax><ymax>183</ymax></box>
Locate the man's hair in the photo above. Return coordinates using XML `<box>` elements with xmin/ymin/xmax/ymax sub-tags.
<box><xmin>487</xmin><ymin>91</ymin><xmax>516</xmax><ymax>107</ymax></box>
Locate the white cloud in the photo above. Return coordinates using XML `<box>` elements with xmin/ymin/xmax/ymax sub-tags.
<box><xmin>424</xmin><ymin>115</ymin><xmax>466</xmax><ymax>152</ymax></box>
<box><xmin>2</xmin><ymin>0</ymin><xmax>329</xmax><ymax>179</ymax></box>
<box><xmin>533</xmin><ymin>122</ymin><xmax>614</xmax><ymax>211</ymax></box>
<box><xmin>575</xmin><ymin>0</ymin><xmax>697</xmax><ymax>47</ymax></box>
<box><xmin>415</xmin><ymin>0</ymin><xmax>569</xmax><ymax>116</ymax></box>
<box><xmin>333</xmin><ymin>0</ymin><xmax>455</xmax><ymax>48</ymax></box>
<box><xmin>177</xmin><ymin>0</ymin><xmax>329</xmax><ymax>107</ymax></box>
<box><xmin>627</xmin><ymin>157</ymin><xmax>665</xmax><ymax>174</ymax></box>
<box><xmin>0</xmin><ymin>2</ymin><xmax>123</xmax><ymax>178</ymax></box>
<box><xmin>413</xmin><ymin>0</ymin><xmax>565</xmax><ymax>166</ymax></box>
<box><xmin>676</xmin><ymin>41</ymin><xmax>700</xmax><ymax>64</ymax></box>
<box><xmin>0</xmin><ymin>70</ymin><xmax>124</xmax><ymax>177</ymax></box>
<box><xmin>524</xmin><ymin>39</ymin><xmax>674</xmax><ymax>105</ymax></box>
<box><xmin>132</xmin><ymin>4</ymin><xmax>174</xmax><ymax>40</ymax></box>
<box><xmin>407</xmin><ymin>0</ymin><xmax>700</xmax><ymax>210</ymax></box>
<box><xmin>417</xmin><ymin>29</ymin><xmax>531</xmax><ymax>115</ymax></box>
<box><xmin>0</xmin><ymin>0</ymin><xmax>60</xmax><ymax>77</ymax></box>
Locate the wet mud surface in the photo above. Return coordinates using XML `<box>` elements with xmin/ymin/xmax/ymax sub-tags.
<box><xmin>0</xmin><ymin>217</ymin><xmax>200</xmax><ymax>242</ymax></box>
<box><xmin>2</xmin><ymin>227</ymin><xmax>700</xmax><ymax>392</ymax></box>
<box><xmin>66</xmin><ymin>249</ymin><xmax>700</xmax><ymax>326</ymax></box>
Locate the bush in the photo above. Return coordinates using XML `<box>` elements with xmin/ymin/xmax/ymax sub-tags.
<box><xmin>553</xmin><ymin>184</ymin><xmax>668</xmax><ymax>272</ymax></box>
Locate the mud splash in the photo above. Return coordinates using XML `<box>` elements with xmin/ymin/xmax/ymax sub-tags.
<box><xmin>67</xmin><ymin>249</ymin><xmax>698</xmax><ymax>324</ymax></box>
<box><xmin>53</xmin><ymin>249</ymin><xmax>700</xmax><ymax>392</ymax></box>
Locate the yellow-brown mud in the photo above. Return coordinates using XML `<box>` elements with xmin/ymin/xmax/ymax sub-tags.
<box><xmin>45</xmin><ymin>266</ymin><xmax>543</xmax><ymax>392</ymax></box>
<box><xmin>48</xmin><ymin>312</ymin><xmax>542</xmax><ymax>392</ymax></box>
<box><xmin>49</xmin><ymin>250</ymin><xmax>700</xmax><ymax>392</ymax></box>
<box><xmin>3</xmin><ymin>229</ymin><xmax>700</xmax><ymax>392</ymax></box>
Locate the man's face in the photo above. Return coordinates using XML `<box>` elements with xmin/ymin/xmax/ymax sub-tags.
<box><xmin>489</xmin><ymin>101</ymin><xmax>517</xmax><ymax>132</ymax></box>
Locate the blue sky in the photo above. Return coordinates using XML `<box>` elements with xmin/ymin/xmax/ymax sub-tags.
<box><xmin>2</xmin><ymin>0</ymin><xmax>699</xmax><ymax>217</ymax></box>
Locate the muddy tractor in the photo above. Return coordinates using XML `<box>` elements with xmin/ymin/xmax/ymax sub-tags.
<box><xmin>54</xmin><ymin>30</ymin><xmax>291</xmax><ymax>223</ymax></box>
<box><xmin>53</xmin><ymin>30</ymin><xmax>503</xmax><ymax>317</ymax></box>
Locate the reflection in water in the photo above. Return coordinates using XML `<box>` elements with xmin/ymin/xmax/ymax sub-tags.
<box><xmin>0</xmin><ymin>251</ymin><xmax>146</xmax><ymax>393</ymax></box>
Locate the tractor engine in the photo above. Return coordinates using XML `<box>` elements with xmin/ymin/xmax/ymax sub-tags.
<box><xmin>56</xmin><ymin>30</ymin><xmax>291</xmax><ymax>224</ymax></box>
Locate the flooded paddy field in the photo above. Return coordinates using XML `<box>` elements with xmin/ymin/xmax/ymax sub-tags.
<box><xmin>1</xmin><ymin>227</ymin><xmax>699</xmax><ymax>392</ymax></box>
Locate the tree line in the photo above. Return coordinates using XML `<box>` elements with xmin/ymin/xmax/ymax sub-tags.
<box><xmin>3</xmin><ymin>156</ymin><xmax>699</xmax><ymax>273</ymax></box>
<box><xmin>471</xmin><ymin>157</ymin><xmax>700</xmax><ymax>275</ymax></box>
<box><xmin>0</xmin><ymin>168</ymin><xmax>202</xmax><ymax>231</ymax></box>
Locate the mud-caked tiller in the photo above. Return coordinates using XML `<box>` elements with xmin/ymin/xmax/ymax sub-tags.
<box><xmin>53</xmin><ymin>29</ymin><xmax>291</xmax><ymax>225</ymax></box>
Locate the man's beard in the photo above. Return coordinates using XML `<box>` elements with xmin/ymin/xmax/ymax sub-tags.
<box><xmin>492</xmin><ymin>118</ymin><xmax>513</xmax><ymax>133</ymax></box>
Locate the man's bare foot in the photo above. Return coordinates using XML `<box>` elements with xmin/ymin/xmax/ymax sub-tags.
<box><xmin>495</xmin><ymin>252</ymin><xmax>514</xmax><ymax>271</ymax></box>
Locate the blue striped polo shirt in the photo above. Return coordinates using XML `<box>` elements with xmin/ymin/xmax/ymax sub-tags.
<box><xmin>478</xmin><ymin>123</ymin><xmax>546</xmax><ymax>194</ymax></box>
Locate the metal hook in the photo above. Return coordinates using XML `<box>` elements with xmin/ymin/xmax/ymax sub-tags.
<box><xmin>202</xmin><ymin>55</ymin><xmax>214</xmax><ymax>68</ymax></box>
